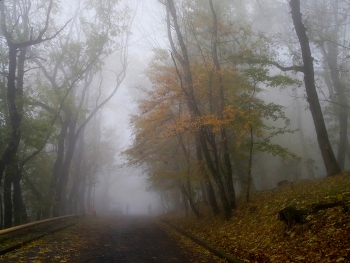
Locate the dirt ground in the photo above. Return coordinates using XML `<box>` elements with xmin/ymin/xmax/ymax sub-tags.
<box><xmin>0</xmin><ymin>215</ymin><xmax>225</xmax><ymax>263</ymax></box>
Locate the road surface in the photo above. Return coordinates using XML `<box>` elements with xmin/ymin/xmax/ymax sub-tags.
<box><xmin>0</xmin><ymin>215</ymin><xmax>222</xmax><ymax>263</ymax></box>
<box><xmin>81</xmin><ymin>215</ymin><xmax>219</xmax><ymax>263</ymax></box>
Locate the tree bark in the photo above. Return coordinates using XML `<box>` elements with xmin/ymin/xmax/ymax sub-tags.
<box><xmin>12</xmin><ymin>47</ymin><xmax>28</xmax><ymax>226</ymax></box>
<box><xmin>181</xmin><ymin>180</ymin><xmax>200</xmax><ymax>218</ymax></box>
<box><xmin>175</xmin><ymin>127</ymin><xmax>200</xmax><ymax>218</ymax></box>
<box><xmin>209</xmin><ymin>0</ymin><xmax>236</xmax><ymax>209</ymax></box>
<box><xmin>289</xmin><ymin>0</ymin><xmax>341</xmax><ymax>176</ymax></box>
<box><xmin>54</xmin><ymin>114</ymin><xmax>77</xmax><ymax>216</ymax></box>
<box><xmin>0</xmin><ymin>191</ymin><xmax>3</xmax><ymax>229</ymax></box>
<box><xmin>12</xmin><ymin>164</ymin><xmax>27</xmax><ymax>226</ymax></box>
<box><xmin>316</xmin><ymin>0</ymin><xmax>348</xmax><ymax>170</ymax></box>
<box><xmin>2</xmin><ymin>44</ymin><xmax>24</xmax><ymax>228</ymax></box>
<box><xmin>0</xmin><ymin>45</ymin><xmax>21</xmax><ymax>184</ymax></box>
<box><xmin>67</xmin><ymin>126</ymin><xmax>85</xmax><ymax>214</ymax></box>
<box><xmin>200</xmin><ymin>180</ymin><xmax>209</xmax><ymax>205</ymax></box>
<box><xmin>3</xmin><ymin>166</ymin><xmax>13</xmax><ymax>228</ymax></box>
<box><xmin>78</xmin><ymin>165</ymin><xmax>87</xmax><ymax>214</ymax></box>
<box><xmin>0</xmin><ymin>1</ymin><xmax>68</xmax><ymax>225</ymax></box>
<box><xmin>324</xmin><ymin>44</ymin><xmax>348</xmax><ymax>170</ymax></box>
<box><xmin>196</xmin><ymin>132</ymin><xmax>220</xmax><ymax>215</ymax></box>
<box><xmin>166</xmin><ymin>0</ymin><xmax>232</xmax><ymax>219</ymax></box>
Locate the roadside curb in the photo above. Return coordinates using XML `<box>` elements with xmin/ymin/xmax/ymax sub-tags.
<box><xmin>161</xmin><ymin>219</ymin><xmax>244</xmax><ymax>263</ymax></box>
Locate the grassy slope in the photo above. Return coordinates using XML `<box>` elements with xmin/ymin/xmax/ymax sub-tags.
<box><xmin>163</xmin><ymin>172</ymin><xmax>350</xmax><ymax>263</ymax></box>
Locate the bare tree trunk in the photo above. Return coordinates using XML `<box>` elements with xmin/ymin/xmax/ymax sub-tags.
<box><xmin>0</xmin><ymin>191</ymin><xmax>3</xmax><ymax>229</ymax></box>
<box><xmin>200</xmin><ymin>180</ymin><xmax>208</xmax><ymax>205</ymax></box>
<box><xmin>316</xmin><ymin>0</ymin><xmax>348</xmax><ymax>169</ymax></box>
<box><xmin>0</xmin><ymin>32</ymin><xmax>21</xmax><ymax>186</ymax></box>
<box><xmin>12</xmin><ymin>47</ymin><xmax>27</xmax><ymax>225</ymax></box>
<box><xmin>289</xmin><ymin>0</ymin><xmax>341</xmax><ymax>176</ymax></box>
<box><xmin>67</xmin><ymin>126</ymin><xmax>85</xmax><ymax>214</ymax></box>
<box><xmin>55</xmin><ymin>116</ymin><xmax>77</xmax><ymax>216</ymax></box>
<box><xmin>246</xmin><ymin>124</ymin><xmax>253</xmax><ymax>202</ymax></box>
<box><xmin>195</xmin><ymin>135</ymin><xmax>220</xmax><ymax>215</ymax></box>
<box><xmin>86</xmin><ymin>174</ymin><xmax>93</xmax><ymax>213</ymax></box>
<box><xmin>325</xmin><ymin>47</ymin><xmax>348</xmax><ymax>170</ymax></box>
<box><xmin>180</xmin><ymin>186</ymin><xmax>188</xmax><ymax>217</ymax></box>
<box><xmin>175</xmin><ymin>127</ymin><xmax>200</xmax><ymax>218</ymax></box>
<box><xmin>24</xmin><ymin>175</ymin><xmax>44</xmax><ymax>221</ymax></box>
<box><xmin>78</xmin><ymin>168</ymin><xmax>87</xmax><ymax>214</ymax></box>
<box><xmin>3</xmin><ymin>168</ymin><xmax>12</xmax><ymax>228</ymax></box>
<box><xmin>180</xmin><ymin>179</ymin><xmax>200</xmax><ymax>218</ymax></box>
<box><xmin>12</xmin><ymin>163</ymin><xmax>27</xmax><ymax>226</ymax></box>
<box><xmin>294</xmin><ymin>89</ymin><xmax>315</xmax><ymax>179</ymax></box>
<box><xmin>209</xmin><ymin>0</ymin><xmax>236</xmax><ymax>209</ymax></box>
<box><xmin>49</xmin><ymin>119</ymin><xmax>69</xmax><ymax>217</ymax></box>
<box><xmin>160</xmin><ymin>190</ymin><xmax>171</xmax><ymax>213</ymax></box>
<box><xmin>1</xmin><ymin>44</ymin><xmax>23</xmax><ymax>228</ymax></box>
<box><xmin>294</xmin><ymin>90</ymin><xmax>308</xmax><ymax>155</ymax></box>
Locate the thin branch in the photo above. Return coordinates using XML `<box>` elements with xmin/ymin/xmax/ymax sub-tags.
<box><xmin>170</xmin><ymin>51</ymin><xmax>189</xmax><ymax>99</ymax></box>
<box><xmin>236</xmin><ymin>55</ymin><xmax>305</xmax><ymax>73</ymax></box>
<box><xmin>16</xmin><ymin>18</ymin><xmax>72</xmax><ymax>48</ymax></box>
<box><xmin>28</xmin><ymin>100</ymin><xmax>56</xmax><ymax>114</ymax></box>
<box><xmin>291</xmin><ymin>95</ymin><xmax>350</xmax><ymax>110</ymax></box>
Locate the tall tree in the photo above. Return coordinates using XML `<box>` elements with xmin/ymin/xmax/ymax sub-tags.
<box><xmin>289</xmin><ymin>0</ymin><xmax>341</xmax><ymax>176</ymax></box>
<box><xmin>305</xmin><ymin>0</ymin><xmax>350</xmax><ymax>169</ymax></box>
<box><xmin>208</xmin><ymin>0</ymin><xmax>236</xmax><ymax>209</ymax></box>
<box><xmin>0</xmin><ymin>0</ymin><xmax>68</xmax><ymax>227</ymax></box>
<box><xmin>166</xmin><ymin>0</ymin><xmax>232</xmax><ymax>219</ymax></box>
<box><xmin>30</xmin><ymin>0</ymin><xmax>136</xmax><ymax>217</ymax></box>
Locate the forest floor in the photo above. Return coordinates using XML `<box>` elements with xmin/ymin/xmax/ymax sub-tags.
<box><xmin>162</xmin><ymin>171</ymin><xmax>350</xmax><ymax>262</ymax></box>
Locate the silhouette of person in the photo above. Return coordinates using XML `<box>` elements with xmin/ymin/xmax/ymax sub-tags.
<box><xmin>126</xmin><ymin>203</ymin><xmax>129</xmax><ymax>215</ymax></box>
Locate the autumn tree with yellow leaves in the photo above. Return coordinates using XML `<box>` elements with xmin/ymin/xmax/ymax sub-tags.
<box><xmin>124</xmin><ymin>57</ymin><xmax>296</xmax><ymax>217</ymax></box>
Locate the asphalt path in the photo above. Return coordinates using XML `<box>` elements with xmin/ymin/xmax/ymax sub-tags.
<box><xmin>83</xmin><ymin>215</ymin><xmax>219</xmax><ymax>263</ymax></box>
<box><xmin>0</xmin><ymin>215</ymin><xmax>222</xmax><ymax>263</ymax></box>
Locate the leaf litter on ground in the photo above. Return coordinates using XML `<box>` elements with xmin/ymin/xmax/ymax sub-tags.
<box><xmin>0</xmin><ymin>217</ymin><xmax>115</xmax><ymax>263</ymax></box>
<box><xmin>162</xmin><ymin>171</ymin><xmax>350</xmax><ymax>263</ymax></box>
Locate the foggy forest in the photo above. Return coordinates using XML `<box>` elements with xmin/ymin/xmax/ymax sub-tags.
<box><xmin>0</xmin><ymin>0</ymin><xmax>349</xmax><ymax>236</ymax></box>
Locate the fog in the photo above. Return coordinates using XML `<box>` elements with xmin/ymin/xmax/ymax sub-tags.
<box><xmin>93</xmin><ymin>82</ymin><xmax>162</xmax><ymax>215</ymax></box>
<box><xmin>0</xmin><ymin>0</ymin><xmax>348</xmax><ymax>226</ymax></box>
<box><xmin>90</xmin><ymin>2</ymin><xmax>165</xmax><ymax>215</ymax></box>
<box><xmin>93</xmin><ymin>0</ymin><xmax>324</xmax><ymax>213</ymax></box>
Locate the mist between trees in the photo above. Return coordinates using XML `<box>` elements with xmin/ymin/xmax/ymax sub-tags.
<box><xmin>0</xmin><ymin>0</ymin><xmax>348</xmax><ymax>228</ymax></box>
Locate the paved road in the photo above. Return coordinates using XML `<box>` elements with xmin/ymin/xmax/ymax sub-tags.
<box><xmin>83</xmin><ymin>215</ymin><xmax>219</xmax><ymax>263</ymax></box>
<box><xmin>0</xmin><ymin>215</ymin><xmax>221</xmax><ymax>263</ymax></box>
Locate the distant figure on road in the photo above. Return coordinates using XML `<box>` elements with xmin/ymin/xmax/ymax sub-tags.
<box><xmin>148</xmin><ymin>204</ymin><xmax>152</xmax><ymax>215</ymax></box>
<box><xmin>126</xmin><ymin>203</ymin><xmax>129</xmax><ymax>215</ymax></box>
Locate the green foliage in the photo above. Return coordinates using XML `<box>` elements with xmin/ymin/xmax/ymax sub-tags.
<box><xmin>0</xmin><ymin>0</ymin><xmax>134</xmax><ymax>224</ymax></box>
<box><xmin>255</xmin><ymin>141</ymin><xmax>299</xmax><ymax>159</ymax></box>
<box><xmin>22</xmin><ymin>152</ymin><xmax>56</xmax><ymax>219</ymax></box>
<box><xmin>242</xmin><ymin>67</ymin><xmax>300</xmax><ymax>88</ymax></box>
